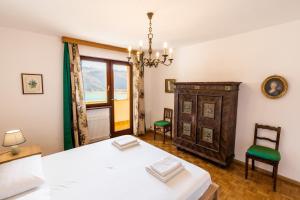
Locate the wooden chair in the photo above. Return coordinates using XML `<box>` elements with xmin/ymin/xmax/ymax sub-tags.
<box><xmin>245</xmin><ymin>123</ymin><xmax>281</xmax><ymax>191</ymax></box>
<box><xmin>153</xmin><ymin>108</ymin><xmax>173</xmax><ymax>143</ymax></box>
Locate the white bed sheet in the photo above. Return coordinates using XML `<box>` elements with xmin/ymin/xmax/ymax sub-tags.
<box><xmin>11</xmin><ymin>135</ymin><xmax>211</xmax><ymax>200</ymax></box>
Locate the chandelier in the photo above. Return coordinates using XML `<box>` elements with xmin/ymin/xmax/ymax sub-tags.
<box><xmin>127</xmin><ymin>12</ymin><xmax>173</xmax><ymax>74</ymax></box>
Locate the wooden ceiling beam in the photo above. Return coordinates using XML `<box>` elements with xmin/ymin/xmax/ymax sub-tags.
<box><xmin>62</xmin><ymin>36</ymin><xmax>136</xmax><ymax>54</ymax></box>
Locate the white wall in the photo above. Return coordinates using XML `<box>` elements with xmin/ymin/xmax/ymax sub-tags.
<box><xmin>79</xmin><ymin>45</ymin><xmax>127</xmax><ymax>61</ymax></box>
<box><xmin>0</xmin><ymin>27</ymin><xmax>136</xmax><ymax>155</ymax></box>
<box><xmin>0</xmin><ymin>27</ymin><xmax>63</xmax><ymax>155</ymax></box>
<box><xmin>146</xmin><ymin>20</ymin><xmax>300</xmax><ymax>181</ymax></box>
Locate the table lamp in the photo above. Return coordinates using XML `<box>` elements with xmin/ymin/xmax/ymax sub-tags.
<box><xmin>2</xmin><ymin>129</ymin><xmax>26</xmax><ymax>155</ymax></box>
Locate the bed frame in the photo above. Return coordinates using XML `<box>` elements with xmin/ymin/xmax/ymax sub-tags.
<box><xmin>199</xmin><ymin>183</ymin><xmax>219</xmax><ymax>200</ymax></box>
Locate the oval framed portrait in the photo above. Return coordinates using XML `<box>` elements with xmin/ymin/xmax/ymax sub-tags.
<box><xmin>261</xmin><ymin>75</ymin><xmax>288</xmax><ymax>99</ymax></box>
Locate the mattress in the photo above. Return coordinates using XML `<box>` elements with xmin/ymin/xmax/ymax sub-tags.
<box><xmin>10</xmin><ymin>135</ymin><xmax>211</xmax><ymax>200</ymax></box>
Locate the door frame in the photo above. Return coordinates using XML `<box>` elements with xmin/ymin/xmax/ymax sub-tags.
<box><xmin>80</xmin><ymin>56</ymin><xmax>133</xmax><ymax>137</ymax></box>
<box><xmin>110</xmin><ymin>60</ymin><xmax>133</xmax><ymax>137</ymax></box>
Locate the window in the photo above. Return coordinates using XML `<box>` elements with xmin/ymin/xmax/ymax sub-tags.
<box><xmin>81</xmin><ymin>56</ymin><xmax>132</xmax><ymax>134</ymax></box>
<box><xmin>113</xmin><ymin>64</ymin><xmax>129</xmax><ymax>100</ymax></box>
<box><xmin>81</xmin><ymin>58</ymin><xmax>108</xmax><ymax>105</ymax></box>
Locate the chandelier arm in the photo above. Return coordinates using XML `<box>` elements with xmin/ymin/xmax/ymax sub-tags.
<box><xmin>127</xmin><ymin>12</ymin><xmax>173</xmax><ymax>71</ymax></box>
<box><xmin>159</xmin><ymin>58</ymin><xmax>173</xmax><ymax>66</ymax></box>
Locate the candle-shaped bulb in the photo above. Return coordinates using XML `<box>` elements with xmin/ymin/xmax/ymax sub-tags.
<box><xmin>139</xmin><ymin>40</ymin><xmax>143</xmax><ymax>52</ymax></box>
<box><xmin>139</xmin><ymin>41</ymin><xmax>143</xmax><ymax>48</ymax></box>
<box><xmin>163</xmin><ymin>42</ymin><xmax>168</xmax><ymax>48</ymax></box>
<box><xmin>163</xmin><ymin>42</ymin><xmax>168</xmax><ymax>55</ymax></box>
<box><xmin>156</xmin><ymin>52</ymin><xmax>160</xmax><ymax>59</ymax></box>
<box><xmin>137</xmin><ymin>51</ymin><xmax>140</xmax><ymax>61</ymax></box>
<box><xmin>128</xmin><ymin>46</ymin><xmax>132</xmax><ymax>57</ymax></box>
<box><xmin>169</xmin><ymin>48</ymin><xmax>173</xmax><ymax>58</ymax></box>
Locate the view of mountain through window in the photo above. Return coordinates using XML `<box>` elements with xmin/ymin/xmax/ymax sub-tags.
<box><xmin>81</xmin><ymin>60</ymin><xmax>107</xmax><ymax>104</ymax></box>
<box><xmin>113</xmin><ymin>64</ymin><xmax>128</xmax><ymax>100</ymax></box>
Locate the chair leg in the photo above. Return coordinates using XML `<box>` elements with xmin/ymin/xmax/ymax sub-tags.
<box><xmin>154</xmin><ymin>125</ymin><xmax>156</xmax><ymax>140</ymax></box>
<box><xmin>163</xmin><ymin>127</ymin><xmax>166</xmax><ymax>144</ymax></box>
<box><xmin>170</xmin><ymin>125</ymin><xmax>172</xmax><ymax>140</ymax></box>
<box><xmin>252</xmin><ymin>159</ymin><xmax>255</xmax><ymax>170</ymax></box>
<box><xmin>273</xmin><ymin>163</ymin><xmax>278</xmax><ymax>192</ymax></box>
<box><xmin>245</xmin><ymin>155</ymin><xmax>249</xmax><ymax>179</ymax></box>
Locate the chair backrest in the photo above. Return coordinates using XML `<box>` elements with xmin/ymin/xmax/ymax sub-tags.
<box><xmin>253</xmin><ymin>123</ymin><xmax>281</xmax><ymax>150</ymax></box>
<box><xmin>163</xmin><ymin>108</ymin><xmax>173</xmax><ymax>123</ymax></box>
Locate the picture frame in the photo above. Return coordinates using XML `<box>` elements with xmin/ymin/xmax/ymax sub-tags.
<box><xmin>21</xmin><ymin>73</ymin><xmax>44</xmax><ymax>94</ymax></box>
<box><xmin>182</xmin><ymin>101</ymin><xmax>193</xmax><ymax>114</ymax></box>
<box><xmin>261</xmin><ymin>75</ymin><xmax>288</xmax><ymax>99</ymax></box>
<box><xmin>182</xmin><ymin>122</ymin><xmax>191</xmax><ymax>136</ymax></box>
<box><xmin>203</xmin><ymin>103</ymin><xmax>215</xmax><ymax>119</ymax></box>
<box><xmin>202</xmin><ymin>127</ymin><xmax>214</xmax><ymax>144</ymax></box>
<box><xmin>165</xmin><ymin>79</ymin><xmax>176</xmax><ymax>93</ymax></box>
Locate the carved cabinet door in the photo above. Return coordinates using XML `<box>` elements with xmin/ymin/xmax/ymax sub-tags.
<box><xmin>196</xmin><ymin>95</ymin><xmax>223</xmax><ymax>152</ymax></box>
<box><xmin>177</xmin><ymin>94</ymin><xmax>197</xmax><ymax>143</ymax></box>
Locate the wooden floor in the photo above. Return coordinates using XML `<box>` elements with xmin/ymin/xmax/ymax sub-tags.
<box><xmin>138</xmin><ymin>132</ymin><xmax>300</xmax><ymax>200</ymax></box>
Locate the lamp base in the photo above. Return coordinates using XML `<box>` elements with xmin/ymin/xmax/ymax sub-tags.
<box><xmin>11</xmin><ymin>145</ymin><xmax>20</xmax><ymax>155</ymax></box>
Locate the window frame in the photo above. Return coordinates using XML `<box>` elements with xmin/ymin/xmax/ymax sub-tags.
<box><xmin>80</xmin><ymin>55</ymin><xmax>133</xmax><ymax>136</ymax></box>
<box><xmin>110</xmin><ymin>59</ymin><xmax>133</xmax><ymax>136</ymax></box>
<box><xmin>80</xmin><ymin>56</ymin><xmax>112</xmax><ymax>109</ymax></box>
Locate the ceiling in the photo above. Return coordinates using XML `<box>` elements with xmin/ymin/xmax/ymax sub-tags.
<box><xmin>0</xmin><ymin>0</ymin><xmax>300</xmax><ymax>49</ymax></box>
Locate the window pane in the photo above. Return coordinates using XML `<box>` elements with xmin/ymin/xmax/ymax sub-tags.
<box><xmin>113</xmin><ymin>64</ymin><xmax>129</xmax><ymax>100</ymax></box>
<box><xmin>81</xmin><ymin>60</ymin><xmax>107</xmax><ymax>104</ymax></box>
<box><xmin>113</xmin><ymin>64</ymin><xmax>130</xmax><ymax>132</ymax></box>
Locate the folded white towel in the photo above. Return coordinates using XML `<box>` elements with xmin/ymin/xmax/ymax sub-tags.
<box><xmin>146</xmin><ymin>165</ymin><xmax>184</xmax><ymax>183</ymax></box>
<box><xmin>150</xmin><ymin>157</ymin><xmax>182</xmax><ymax>177</ymax></box>
<box><xmin>113</xmin><ymin>137</ymin><xmax>138</xmax><ymax>147</ymax></box>
<box><xmin>112</xmin><ymin>140</ymin><xmax>139</xmax><ymax>150</ymax></box>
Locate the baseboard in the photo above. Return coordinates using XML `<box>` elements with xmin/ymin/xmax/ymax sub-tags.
<box><xmin>146</xmin><ymin>127</ymin><xmax>153</xmax><ymax>132</ymax></box>
<box><xmin>148</xmin><ymin>128</ymin><xmax>172</xmax><ymax>137</ymax></box>
<box><xmin>233</xmin><ymin>159</ymin><xmax>300</xmax><ymax>187</ymax></box>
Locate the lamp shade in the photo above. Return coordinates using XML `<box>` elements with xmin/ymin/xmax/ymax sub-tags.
<box><xmin>3</xmin><ymin>130</ymin><xmax>26</xmax><ymax>147</ymax></box>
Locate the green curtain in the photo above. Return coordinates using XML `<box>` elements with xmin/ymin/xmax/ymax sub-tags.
<box><xmin>63</xmin><ymin>42</ymin><xmax>74</xmax><ymax>150</ymax></box>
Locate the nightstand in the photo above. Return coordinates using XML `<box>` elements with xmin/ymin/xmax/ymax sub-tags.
<box><xmin>0</xmin><ymin>145</ymin><xmax>42</xmax><ymax>164</ymax></box>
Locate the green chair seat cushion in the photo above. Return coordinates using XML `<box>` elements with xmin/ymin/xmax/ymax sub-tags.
<box><xmin>154</xmin><ymin>120</ymin><xmax>170</xmax><ymax>127</ymax></box>
<box><xmin>247</xmin><ymin>145</ymin><xmax>281</xmax><ymax>161</ymax></box>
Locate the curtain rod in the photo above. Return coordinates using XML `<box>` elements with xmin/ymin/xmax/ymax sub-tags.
<box><xmin>62</xmin><ymin>36</ymin><xmax>136</xmax><ymax>54</ymax></box>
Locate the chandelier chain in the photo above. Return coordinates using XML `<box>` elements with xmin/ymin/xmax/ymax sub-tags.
<box><xmin>148</xmin><ymin>17</ymin><xmax>153</xmax><ymax>57</ymax></box>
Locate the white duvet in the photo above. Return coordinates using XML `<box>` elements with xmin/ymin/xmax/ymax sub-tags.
<box><xmin>9</xmin><ymin>135</ymin><xmax>211</xmax><ymax>200</ymax></box>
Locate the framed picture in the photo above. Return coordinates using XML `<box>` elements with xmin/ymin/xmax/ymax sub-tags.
<box><xmin>182</xmin><ymin>122</ymin><xmax>191</xmax><ymax>136</ymax></box>
<box><xmin>261</xmin><ymin>75</ymin><xmax>288</xmax><ymax>99</ymax></box>
<box><xmin>165</xmin><ymin>79</ymin><xmax>176</xmax><ymax>93</ymax></box>
<box><xmin>202</xmin><ymin>127</ymin><xmax>214</xmax><ymax>143</ymax></box>
<box><xmin>21</xmin><ymin>73</ymin><xmax>44</xmax><ymax>94</ymax></box>
<box><xmin>182</xmin><ymin>101</ymin><xmax>192</xmax><ymax>114</ymax></box>
<box><xmin>203</xmin><ymin>103</ymin><xmax>215</xmax><ymax>119</ymax></box>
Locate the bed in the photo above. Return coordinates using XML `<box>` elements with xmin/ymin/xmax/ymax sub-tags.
<box><xmin>8</xmin><ymin>135</ymin><xmax>219</xmax><ymax>200</ymax></box>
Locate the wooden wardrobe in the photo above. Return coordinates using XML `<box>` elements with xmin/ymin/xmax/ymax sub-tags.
<box><xmin>173</xmin><ymin>82</ymin><xmax>241</xmax><ymax>166</ymax></box>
